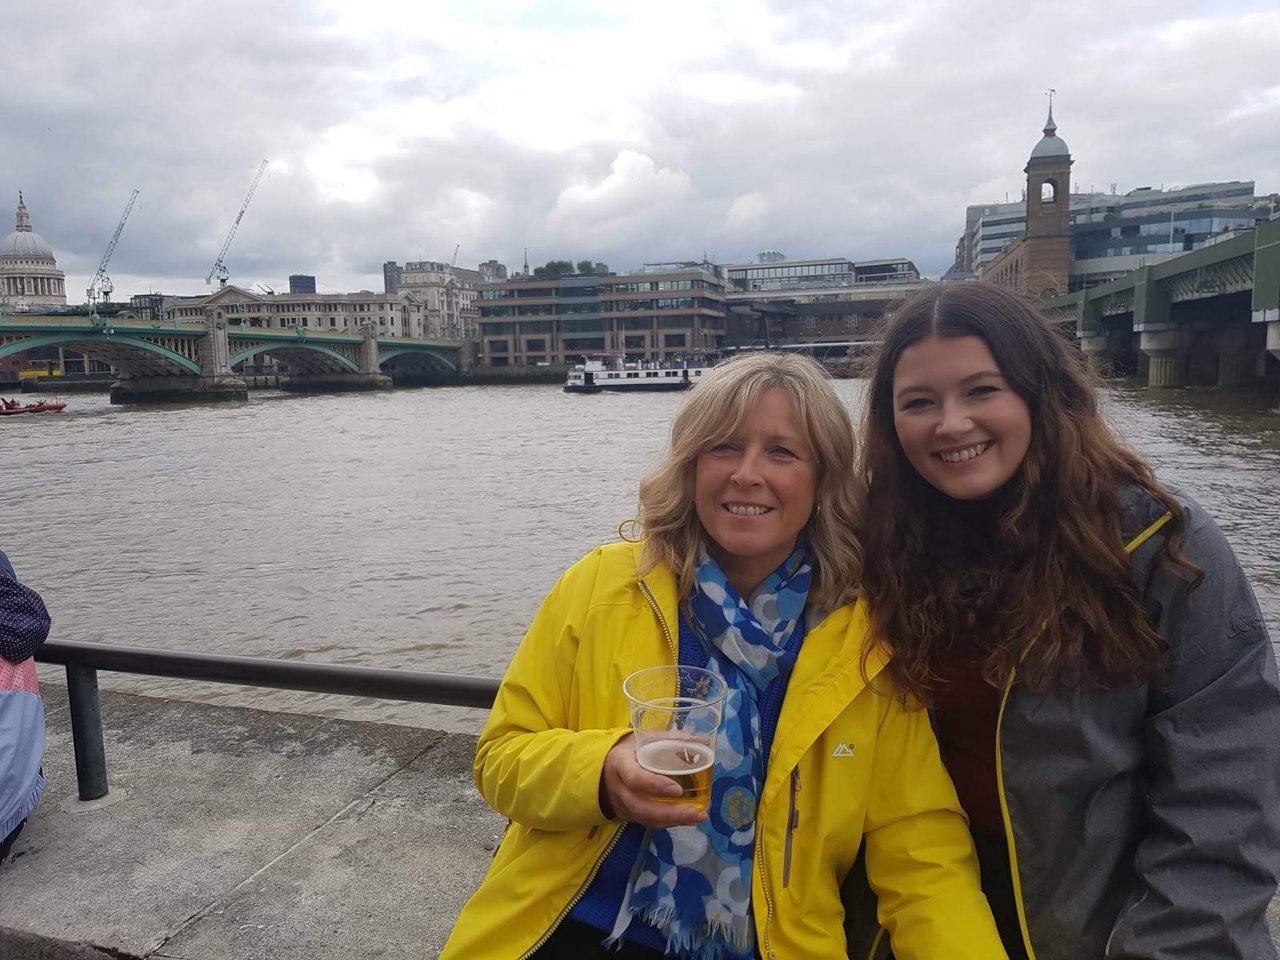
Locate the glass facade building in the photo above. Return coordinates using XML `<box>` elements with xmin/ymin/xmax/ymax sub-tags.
<box><xmin>955</xmin><ymin>181</ymin><xmax>1268</xmax><ymax>291</ymax></box>
<box><xmin>726</xmin><ymin>256</ymin><xmax>919</xmax><ymax>292</ymax></box>
<box><xmin>477</xmin><ymin>266</ymin><xmax>728</xmax><ymax>367</ymax></box>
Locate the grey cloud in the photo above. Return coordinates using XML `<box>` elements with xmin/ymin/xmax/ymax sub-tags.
<box><xmin>3</xmin><ymin>0</ymin><xmax>1276</xmax><ymax>297</ymax></box>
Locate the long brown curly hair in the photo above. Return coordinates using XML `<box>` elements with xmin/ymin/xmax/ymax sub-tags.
<box><xmin>859</xmin><ymin>283</ymin><xmax>1199</xmax><ymax>697</ymax></box>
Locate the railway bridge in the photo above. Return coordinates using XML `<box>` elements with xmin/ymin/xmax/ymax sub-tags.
<box><xmin>1045</xmin><ymin>217</ymin><xmax>1280</xmax><ymax>388</ymax></box>
<box><xmin>0</xmin><ymin>315</ymin><xmax>462</xmax><ymax>402</ymax></box>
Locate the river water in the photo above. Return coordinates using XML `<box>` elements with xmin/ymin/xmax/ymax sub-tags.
<box><xmin>3</xmin><ymin>383</ymin><xmax>1278</xmax><ymax>732</ymax></box>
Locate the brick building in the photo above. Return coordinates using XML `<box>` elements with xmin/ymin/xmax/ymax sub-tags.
<box><xmin>981</xmin><ymin>107</ymin><xmax>1073</xmax><ymax>298</ymax></box>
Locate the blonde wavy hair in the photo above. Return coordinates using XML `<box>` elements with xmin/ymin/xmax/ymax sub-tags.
<box><xmin>632</xmin><ymin>351</ymin><xmax>865</xmax><ymax>610</ymax></box>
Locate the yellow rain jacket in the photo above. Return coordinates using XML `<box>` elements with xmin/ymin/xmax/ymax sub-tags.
<box><xmin>440</xmin><ymin>542</ymin><xmax>1005</xmax><ymax>960</ymax></box>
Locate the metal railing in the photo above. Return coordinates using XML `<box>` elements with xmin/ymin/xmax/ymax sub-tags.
<box><xmin>35</xmin><ymin>640</ymin><xmax>501</xmax><ymax>802</ymax></box>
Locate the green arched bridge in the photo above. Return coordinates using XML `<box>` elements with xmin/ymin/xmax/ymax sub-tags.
<box><xmin>0</xmin><ymin>316</ymin><xmax>462</xmax><ymax>402</ymax></box>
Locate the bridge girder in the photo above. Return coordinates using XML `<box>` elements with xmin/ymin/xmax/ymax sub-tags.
<box><xmin>0</xmin><ymin>323</ymin><xmax>463</xmax><ymax>381</ymax></box>
<box><xmin>229</xmin><ymin>342</ymin><xmax>361</xmax><ymax>374</ymax></box>
<box><xmin>377</xmin><ymin>346</ymin><xmax>458</xmax><ymax>373</ymax></box>
<box><xmin>0</xmin><ymin>332</ymin><xmax>203</xmax><ymax>376</ymax></box>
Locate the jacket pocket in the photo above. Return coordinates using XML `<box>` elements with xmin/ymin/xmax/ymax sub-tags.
<box><xmin>782</xmin><ymin>767</ymin><xmax>800</xmax><ymax>887</ymax></box>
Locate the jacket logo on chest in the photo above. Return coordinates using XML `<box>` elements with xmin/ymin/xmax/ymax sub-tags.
<box><xmin>831</xmin><ymin>742</ymin><xmax>855</xmax><ymax>758</ymax></box>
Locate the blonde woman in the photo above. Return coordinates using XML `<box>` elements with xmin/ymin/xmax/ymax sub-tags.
<box><xmin>441</xmin><ymin>352</ymin><xmax>1004</xmax><ymax>960</ymax></box>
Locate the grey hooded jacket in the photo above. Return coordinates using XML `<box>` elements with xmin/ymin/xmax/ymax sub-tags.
<box><xmin>845</xmin><ymin>487</ymin><xmax>1280</xmax><ymax>959</ymax></box>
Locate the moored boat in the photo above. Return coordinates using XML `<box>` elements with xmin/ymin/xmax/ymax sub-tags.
<box><xmin>564</xmin><ymin>357</ymin><xmax>714</xmax><ymax>394</ymax></box>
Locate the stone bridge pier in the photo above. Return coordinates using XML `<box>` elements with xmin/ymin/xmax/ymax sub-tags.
<box><xmin>1266</xmin><ymin>320</ymin><xmax>1280</xmax><ymax>362</ymax></box>
<box><xmin>1061</xmin><ymin>218</ymin><xmax>1279</xmax><ymax>391</ymax></box>
<box><xmin>1137</xmin><ymin>328</ymin><xmax>1186</xmax><ymax>388</ymax></box>
<box><xmin>279</xmin><ymin>324</ymin><xmax>393</xmax><ymax>393</ymax></box>
<box><xmin>1076</xmin><ymin>298</ymin><xmax>1138</xmax><ymax>377</ymax></box>
<box><xmin>1257</xmin><ymin>219</ymin><xmax>1280</xmax><ymax>367</ymax></box>
<box><xmin>110</xmin><ymin>316</ymin><xmax>248</xmax><ymax>404</ymax></box>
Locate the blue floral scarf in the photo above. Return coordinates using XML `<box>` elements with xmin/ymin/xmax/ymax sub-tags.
<box><xmin>608</xmin><ymin>544</ymin><xmax>811</xmax><ymax>959</ymax></box>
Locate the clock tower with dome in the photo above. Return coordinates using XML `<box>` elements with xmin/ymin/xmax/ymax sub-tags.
<box><xmin>980</xmin><ymin>101</ymin><xmax>1074</xmax><ymax>298</ymax></box>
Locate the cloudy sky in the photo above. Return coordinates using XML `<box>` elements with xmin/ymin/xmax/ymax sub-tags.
<box><xmin>4</xmin><ymin>0</ymin><xmax>1278</xmax><ymax>300</ymax></box>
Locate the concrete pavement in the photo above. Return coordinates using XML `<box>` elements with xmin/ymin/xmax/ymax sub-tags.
<box><xmin>0</xmin><ymin>686</ymin><xmax>506</xmax><ymax>959</ymax></box>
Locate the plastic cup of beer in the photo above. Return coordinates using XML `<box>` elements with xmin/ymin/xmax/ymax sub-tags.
<box><xmin>622</xmin><ymin>665</ymin><xmax>727</xmax><ymax>813</ymax></box>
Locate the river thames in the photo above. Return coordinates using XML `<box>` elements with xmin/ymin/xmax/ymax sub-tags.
<box><xmin>4</xmin><ymin>383</ymin><xmax>1278</xmax><ymax>732</ymax></box>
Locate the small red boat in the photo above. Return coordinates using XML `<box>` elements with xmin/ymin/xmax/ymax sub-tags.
<box><xmin>0</xmin><ymin>399</ymin><xmax>67</xmax><ymax>416</ymax></box>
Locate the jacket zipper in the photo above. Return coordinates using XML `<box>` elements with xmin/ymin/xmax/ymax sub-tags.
<box><xmin>759</xmin><ymin>612</ymin><xmax>852</xmax><ymax>956</ymax></box>
<box><xmin>782</xmin><ymin>767</ymin><xmax>800</xmax><ymax>887</ymax></box>
<box><xmin>865</xmin><ymin>925</ymin><xmax>887</xmax><ymax>960</ymax></box>
<box><xmin>994</xmin><ymin>670</ymin><xmax>1039</xmax><ymax>960</ymax></box>
<box><xmin>518</xmin><ymin>575</ymin><xmax>677</xmax><ymax>958</ymax></box>
<box><xmin>755</xmin><ymin>819</ymin><xmax>777</xmax><ymax>959</ymax></box>
<box><xmin>637</xmin><ymin>579</ymin><xmax>678</xmax><ymax>662</ymax></box>
<box><xmin>515</xmin><ymin>823</ymin><xmax>627</xmax><ymax>960</ymax></box>
<box><xmin>990</xmin><ymin>512</ymin><xmax>1170</xmax><ymax>960</ymax></box>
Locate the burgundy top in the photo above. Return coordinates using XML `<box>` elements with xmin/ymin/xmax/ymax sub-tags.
<box><xmin>906</xmin><ymin>484</ymin><xmax>1017</xmax><ymax>836</ymax></box>
<box><xmin>932</xmin><ymin>645</ymin><xmax>1005</xmax><ymax>835</ymax></box>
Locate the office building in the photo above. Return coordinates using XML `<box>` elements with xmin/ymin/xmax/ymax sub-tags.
<box><xmin>163</xmin><ymin>286</ymin><xmax>433</xmax><ymax>338</ymax></box>
<box><xmin>726</xmin><ymin>255</ymin><xmax>919</xmax><ymax>292</ymax></box>
<box><xmin>384</xmin><ymin>260</ymin><xmax>481</xmax><ymax>341</ymax></box>
<box><xmin>720</xmin><ymin>254</ymin><xmax>925</xmax><ymax>347</ymax></box>
<box><xmin>477</xmin><ymin>262</ymin><xmax>728</xmax><ymax>367</ymax></box>
<box><xmin>951</xmin><ymin>113</ymin><xmax>1271</xmax><ymax>292</ymax></box>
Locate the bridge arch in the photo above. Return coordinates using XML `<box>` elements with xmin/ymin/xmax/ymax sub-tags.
<box><xmin>228</xmin><ymin>342</ymin><xmax>360</xmax><ymax>373</ymax></box>
<box><xmin>0</xmin><ymin>333</ymin><xmax>203</xmax><ymax>375</ymax></box>
<box><xmin>377</xmin><ymin>347</ymin><xmax>458</xmax><ymax>373</ymax></box>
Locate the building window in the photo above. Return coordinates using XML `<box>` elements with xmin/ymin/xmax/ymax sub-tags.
<box><xmin>664</xmin><ymin>334</ymin><xmax>687</xmax><ymax>348</ymax></box>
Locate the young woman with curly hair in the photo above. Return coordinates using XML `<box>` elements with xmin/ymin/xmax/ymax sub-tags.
<box><xmin>849</xmin><ymin>281</ymin><xmax>1280</xmax><ymax>960</ymax></box>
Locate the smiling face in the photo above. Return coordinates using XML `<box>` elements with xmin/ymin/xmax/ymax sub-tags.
<box><xmin>694</xmin><ymin>388</ymin><xmax>817</xmax><ymax>596</ymax></box>
<box><xmin>891</xmin><ymin>334</ymin><xmax>1032</xmax><ymax>501</ymax></box>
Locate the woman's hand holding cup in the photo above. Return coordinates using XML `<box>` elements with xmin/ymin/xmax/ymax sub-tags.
<box><xmin>600</xmin><ymin>733</ymin><xmax>708</xmax><ymax>829</ymax></box>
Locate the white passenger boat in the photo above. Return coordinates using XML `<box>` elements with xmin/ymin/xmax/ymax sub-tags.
<box><xmin>564</xmin><ymin>357</ymin><xmax>714</xmax><ymax>393</ymax></box>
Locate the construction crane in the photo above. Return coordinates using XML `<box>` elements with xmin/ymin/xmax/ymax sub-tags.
<box><xmin>206</xmin><ymin>159</ymin><xmax>269</xmax><ymax>288</ymax></box>
<box><xmin>441</xmin><ymin>244</ymin><xmax>461</xmax><ymax>339</ymax></box>
<box><xmin>87</xmin><ymin>189</ymin><xmax>140</xmax><ymax>310</ymax></box>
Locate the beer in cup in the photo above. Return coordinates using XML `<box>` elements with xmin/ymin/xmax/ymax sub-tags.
<box><xmin>623</xmin><ymin>665</ymin><xmax>726</xmax><ymax>813</ymax></box>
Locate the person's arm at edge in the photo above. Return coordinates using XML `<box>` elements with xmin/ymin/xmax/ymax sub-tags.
<box><xmin>473</xmin><ymin>547</ymin><xmax>632</xmax><ymax>832</ymax></box>
<box><xmin>0</xmin><ymin>548</ymin><xmax>51</xmax><ymax>664</ymax></box>
<box><xmin>1106</xmin><ymin>504</ymin><xmax>1280</xmax><ymax>958</ymax></box>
